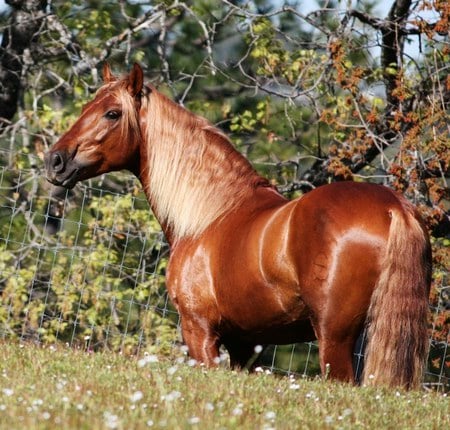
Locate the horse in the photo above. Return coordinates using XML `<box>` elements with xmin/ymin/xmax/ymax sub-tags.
<box><xmin>44</xmin><ymin>63</ymin><xmax>431</xmax><ymax>389</ymax></box>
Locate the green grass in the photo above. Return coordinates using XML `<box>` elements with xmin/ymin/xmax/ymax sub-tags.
<box><xmin>0</xmin><ymin>342</ymin><xmax>448</xmax><ymax>429</ymax></box>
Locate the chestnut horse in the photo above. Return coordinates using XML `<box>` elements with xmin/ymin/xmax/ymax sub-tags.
<box><xmin>45</xmin><ymin>64</ymin><xmax>431</xmax><ymax>389</ymax></box>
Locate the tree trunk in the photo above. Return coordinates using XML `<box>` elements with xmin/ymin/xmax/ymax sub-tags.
<box><xmin>381</xmin><ymin>0</ymin><xmax>412</xmax><ymax>113</ymax></box>
<box><xmin>0</xmin><ymin>0</ymin><xmax>47</xmax><ymax>127</ymax></box>
<box><xmin>299</xmin><ymin>0</ymin><xmax>413</xmax><ymax>187</ymax></box>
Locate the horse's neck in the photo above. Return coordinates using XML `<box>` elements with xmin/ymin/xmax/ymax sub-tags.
<box><xmin>139</xmin><ymin>90</ymin><xmax>269</xmax><ymax>242</ymax></box>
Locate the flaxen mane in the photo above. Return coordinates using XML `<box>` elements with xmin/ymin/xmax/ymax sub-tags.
<box><xmin>140</xmin><ymin>88</ymin><xmax>268</xmax><ymax>239</ymax></box>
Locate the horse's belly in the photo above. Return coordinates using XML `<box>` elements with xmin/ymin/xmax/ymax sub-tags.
<box><xmin>224</xmin><ymin>315</ymin><xmax>317</xmax><ymax>345</ymax></box>
<box><xmin>216</xmin><ymin>280</ymin><xmax>313</xmax><ymax>339</ymax></box>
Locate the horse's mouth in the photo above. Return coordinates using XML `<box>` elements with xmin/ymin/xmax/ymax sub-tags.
<box><xmin>46</xmin><ymin>167</ymin><xmax>80</xmax><ymax>189</ymax></box>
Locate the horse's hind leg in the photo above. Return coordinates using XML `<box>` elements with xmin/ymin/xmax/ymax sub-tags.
<box><xmin>313</xmin><ymin>315</ymin><xmax>364</xmax><ymax>383</ymax></box>
<box><xmin>317</xmin><ymin>335</ymin><xmax>358</xmax><ymax>382</ymax></box>
<box><xmin>313</xmin><ymin>244</ymin><xmax>376</xmax><ymax>383</ymax></box>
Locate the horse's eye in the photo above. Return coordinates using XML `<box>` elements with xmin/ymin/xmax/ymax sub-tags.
<box><xmin>105</xmin><ymin>110</ymin><xmax>121</xmax><ymax>120</ymax></box>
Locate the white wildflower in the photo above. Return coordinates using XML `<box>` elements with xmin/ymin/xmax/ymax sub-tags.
<box><xmin>325</xmin><ymin>415</ymin><xmax>333</xmax><ymax>425</ymax></box>
<box><xmin>130</xmin><ymin>391</ymin><xmax>143</xmax><ymax>403</ymax></box>
<box><xmin>56</xmin><ymin>379</ymin><xmax>67</xmax><ymax>390</ymax></box>
<box><xmin>188</xmin><ymin>416</ymin><xmax>200</xmax><ymax>424</ymax></box>
<box><xmin>205</xmin><ymin>402</ymin><xmax>214</xmax><ymax>411</ymax></box>
<box><xmin>265</xmin><ymin>411</ymin><xmax>276</xmax><ymax>420</ymax></box>
<box><xmin>104</xmin><ymin>411</ymin><xmax>120</xmax><ymax>429</ymax></box>
<box><xmin>232</xmin><ymin>404</ymin><xmax>243</xmax><ymax>416</ymax></box>
<box><xmin>138</xmin><ymin>354</ymin><xmax>159</xmax><ymax>367</ymax></box>
<box><xmin>163</xmin><ymin>391</ymin><xmax>181</xmax><ymax>402</ymax></box>
<box><xmin>167</xmin><ymin>366</ymin><xmax>178</xmax><ymax>376</ymax></box>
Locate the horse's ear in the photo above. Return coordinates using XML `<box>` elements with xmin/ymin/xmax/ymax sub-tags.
<box><xmin>127</xmin><ymin>63</ymin><xmax>144</xmax><ymax>98</ymax></box>
<box><xmin>103</xmin><ymin>63</ymin><xmax>117</xmax><ymax>83</ymax></box>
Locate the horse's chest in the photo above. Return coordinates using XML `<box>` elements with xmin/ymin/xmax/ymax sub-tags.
<box><xmin>165</xmin><ymin>244</ymin><xmax>219</xmax><ymax>318</ymax></box>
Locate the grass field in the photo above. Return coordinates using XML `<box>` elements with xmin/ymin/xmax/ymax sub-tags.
<box><xmin>0</xmin><ymin>341</ymin><xmax>448</xmax><ymax>429</ymax></box>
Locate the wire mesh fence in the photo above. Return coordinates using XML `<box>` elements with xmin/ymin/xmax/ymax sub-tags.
<box><xmin>0</xmin><ymin>149</ymin><xmax>448</xmax><ymax>390</ymax></box>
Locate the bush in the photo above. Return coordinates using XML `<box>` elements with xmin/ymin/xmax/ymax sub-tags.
<box><xmin>0</xmin><ymin>178</ymin><xmax>178</xmax><ymax>355</ymax></box>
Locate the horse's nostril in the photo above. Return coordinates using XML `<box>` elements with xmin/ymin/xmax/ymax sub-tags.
<box><xmin>51</xmin><ymin>152</ymin><xmax>65</xmax><ymax>173</ymax></box>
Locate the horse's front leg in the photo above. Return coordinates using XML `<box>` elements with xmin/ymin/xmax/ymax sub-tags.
<box><xmin>180</xmin><ymin>317</ymin><xmax>221</xmax><ymax>367</ymax></box>
<box><xmin>167</xmin><ymin>247</ymin><xmax>222</xmax><ymax>367</ymax></box>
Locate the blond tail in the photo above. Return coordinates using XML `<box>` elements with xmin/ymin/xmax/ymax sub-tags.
<box><xmin>363</xmin><ymin>202</ymin><xmax>431</xmax><ymax>389</ymax></box>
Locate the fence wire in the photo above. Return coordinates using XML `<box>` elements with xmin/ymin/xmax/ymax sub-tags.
<box><xmin>0</xmin><ymin>150</ymin><xmax>448</xmax><ymax>390</ymax></box>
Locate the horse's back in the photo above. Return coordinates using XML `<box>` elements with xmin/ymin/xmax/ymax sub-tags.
<box><xmin>292</xmin><ymin>181</ymin><xmax>402</xmax><ymax>230</ymax></box>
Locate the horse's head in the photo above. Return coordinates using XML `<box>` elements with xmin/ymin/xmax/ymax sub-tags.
<box><xmin>44</xmin><ymin>63</ymin><xmax>144</xmax><ymax>188</ymax></box>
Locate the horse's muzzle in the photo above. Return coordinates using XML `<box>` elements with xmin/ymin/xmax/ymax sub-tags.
<box><xmin>44</xmin><ymin>150</ymin><xmax>80</xmax><ymax>189</ymax></box>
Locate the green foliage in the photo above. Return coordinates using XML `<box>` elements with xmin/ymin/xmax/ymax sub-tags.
<box><xmin>0</xmin><ymin>188</ymin><xmax>177</xmax><ymax>355</ymax></box>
